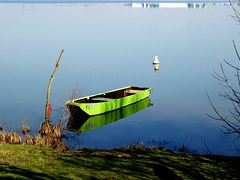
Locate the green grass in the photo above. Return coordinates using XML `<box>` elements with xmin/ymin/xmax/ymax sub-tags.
<box><xmin>0</xmin><ymin>144</ymin><xmax>239</xmax><ymax>179</ymax></box>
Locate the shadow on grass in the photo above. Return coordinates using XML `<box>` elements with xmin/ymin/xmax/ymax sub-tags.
<box><xmin>0</xmin><ymin>164</ymin><xmax>57</xmax><ymax>180</ymax></box>
<box><xmin>54</xmin><ymin>152</ymin><xmax>183</xmax><ymax>179</ymax></box>
<box><xmin>57</xmin><ymin>150</ymin><xmax>240</xmax><ymax>179</ymax></box>
<box><xmin>148</xmin><ymin>162</ymin><xmax>182</xmax><ymax>180</ymax></box>
<box><xmin>1</xmin><ymin>148</ymin><xmax>240</xmax><ymax>179</ymax></box>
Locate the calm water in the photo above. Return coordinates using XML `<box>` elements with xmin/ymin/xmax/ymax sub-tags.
<box><xmin>0</xmin><ymin>1</ymin><xmax>240</xmax><ymax>156</ymax></box>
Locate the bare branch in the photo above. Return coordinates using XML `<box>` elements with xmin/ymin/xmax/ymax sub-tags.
<box><xmin>236</xmin><ymin>67</ymin><xmax>240</xmax><ymax>88</ymax></box>
<box><xmin>219</xmin><ymin>91</ymin><xmax>240</xmax><ymax>104</ymax></box>
<box><xmin>223</xmin><ymin>59</ymin><xmax>240</xmax><ymax>70</ymax></box>
<box><xmin>206</xmin><ymin>90</ymin><xmax>240</xmax><ymax>134</ymax></box>
<box><xmin>230</xmin><ymin>1</ymin><xmax>240</xmax><ymax>23</ymax></box>
<box><xmin>212</xmin><ymin>70</ymin><xmax>228</xmax><ymax>82</ymax></box>
<box><xmin>203</xmin><ymin>141</ymin><xmax>212</xmax><ymax>155</ymax></box>
<box><xmin>206</xmin><ymin>113</ymin><xmax>222</xmax><ymax>121</ymax></box>
<box><xmin>233</xmin><ymin>40</ymin><xmax>240</xmax><ymax>61</ymax></box>
<box><xmin>219</xmin><ymin>60</ymin><xmax>240</xmax><ymax>102</ymax></box>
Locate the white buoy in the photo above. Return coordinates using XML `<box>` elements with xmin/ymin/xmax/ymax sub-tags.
<box><xmin>153</xmin><ymin>56</ymin><xmax>159</xmax><ymax>64</ymax></box>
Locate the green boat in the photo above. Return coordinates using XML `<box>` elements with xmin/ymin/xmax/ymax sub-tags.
<box><xmin>66</xmin><ymin>86</ymin><xmax>153</xmax><ymax>116</ymax></box>
<box><xmin>67</xmin><ymin>98</ymin><xmax>152</xmax><ymax>133</ymax></box>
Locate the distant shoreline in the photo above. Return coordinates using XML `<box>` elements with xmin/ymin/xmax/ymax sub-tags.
<box><xmin>0</xmin><ymin>0</ymin><xmax>233</xmax><ymax>4</ymax></box>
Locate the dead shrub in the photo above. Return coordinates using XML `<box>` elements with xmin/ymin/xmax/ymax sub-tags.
<box><xmin>33</xmin><ymin>134</ymin><xmax>42</xmax><ymax>146</ymax></box>
<box><xmin>22</xmin><ymin>125</ymin><xmax>30</xmax><ymax>134</ymax></box>
<box><xmin>5</xmin><ymin>133</ymin><xmax>22</xmax><ymax>144</ymax></box>
<box><xmin>24</xmin><ymin>135</ymin><xmax>34</xmax><ymax>145</ymax></box>
<box><xmin>0</xmin><ymin>133</ymin><xmax>6</xmax><ymax>143</ymax></box>
<box><xmin>0</xmin><ymin>125</ymin><xmax>3</xmax><ymax>143</ymax></box>
<box><xmin>37</xmin><ymin>121</ymin><xmax>68</xmax><ymax>151</ymax></box>
<box><xmin>0</xmin><ymin>120</ymin><xmax>68</xmax><ymax>151</ymax></box>
<box><xmin>55</xmin><ymin>141</ymin><xmax>68</xmax><ymax>151</ymax></box>
<box><xmin>53</xmin><ymin>124</ymin><xmax>61</xmax><ymax>138</ymax></box>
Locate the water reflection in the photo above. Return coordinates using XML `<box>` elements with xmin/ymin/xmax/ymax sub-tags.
<box><xmin>67</xmin><ymin>98</ymin><xmax>152</xmax><ymax>133</ymax></box>
<box><xmin>153</xmin><ymin>64</ymin><xmax>160</xmax><ymax>72</ymax></box>
<box><xmin>153</xmin><ymin>56</ymin><xmax>160</xmax><ymax>72</ymax></box>
<box><xmin>130</xmin><ymin>3</ymin><xmax>207</xmax><ymax>8</ymax></box>
<box><xmin>1</xmin><ymin>2</ymin><xmax>239</xmax><ymax>155</ymax></box>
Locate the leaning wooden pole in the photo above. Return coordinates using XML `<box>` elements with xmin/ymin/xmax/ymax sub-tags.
<box><xmin>45</xmin><ymin>49</ymin><xmax>64</xmax><ymax>122</ymax></box>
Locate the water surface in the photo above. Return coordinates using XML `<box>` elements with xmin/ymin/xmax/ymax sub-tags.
<box><xmin>0</xmin><ymin>1</ymin><xmax>239</xmax><ymax>155</ymax></box>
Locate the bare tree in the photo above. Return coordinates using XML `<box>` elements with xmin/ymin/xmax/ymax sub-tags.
<box><xmin>207</xmin><ymin>2</ymin><xmax>240</xmax><ymax>136</ymax></box>
<box><xmin>45</xmin><ymin>49</ymin><xmax>64</xmax><ymax>122</ymax></box>
<box><xmin>207</xmin><ymin>45</ymin><xmax>240</xmax><ymax>135</ymax></box>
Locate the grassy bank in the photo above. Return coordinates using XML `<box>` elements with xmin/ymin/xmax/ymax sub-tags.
<box><xmin>0</xmin><ymin>144</ymin><xmax>239</xmax><ymax>179</ymax></box>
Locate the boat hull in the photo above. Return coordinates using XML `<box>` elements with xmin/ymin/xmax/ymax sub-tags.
<box><xmin>66</xmin><ymin>86</ymin><xmax>152</xmax><ymax>116</ymax></box>
<box><xmin>67</xmin><ymin>98</ymin><xmax>152</xmax><ymax>133</ymax></box>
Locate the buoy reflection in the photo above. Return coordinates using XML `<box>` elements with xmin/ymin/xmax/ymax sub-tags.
<box><xmin>153</xmin><ymin>56</ymin><xmax>160</xmax><ymax>72</ymax></box>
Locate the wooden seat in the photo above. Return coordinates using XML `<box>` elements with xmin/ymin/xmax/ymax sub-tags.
<box><xmin>91</xmin><ymin>97</ymin><xmax>115</xmax><ymax>102</ymax></box>
<box><xmin>124</xmin><ymin>89</ymin><xmax>143</xmax><ymax>97</ymax></box>
<box><xmin>127</xmin><ymin>90</ymin><xmax>142</xmax><ymax>94</ymax></box>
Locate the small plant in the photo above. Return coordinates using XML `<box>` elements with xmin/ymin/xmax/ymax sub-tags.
<box><xmin>1</xmin><ymin>133</ymin><xmax>22</xmax><ymax>144</ymax></box>
<box><xmin>22</xmin><ymin>125</ymin><xmax>30</xmax><ymax>135</ymax></box>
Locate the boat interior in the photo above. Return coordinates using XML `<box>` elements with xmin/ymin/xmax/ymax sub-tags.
<box><xmin>74</xmin><ymin>86</ymin><xmax>148</xmax><ymax>103</ymax></box>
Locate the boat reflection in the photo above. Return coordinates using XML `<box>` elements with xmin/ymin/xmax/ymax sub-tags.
<box><xmin>67</xmin><ymin>98</ymin><xmax>152</xmax><ymax>133</ymax></box>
